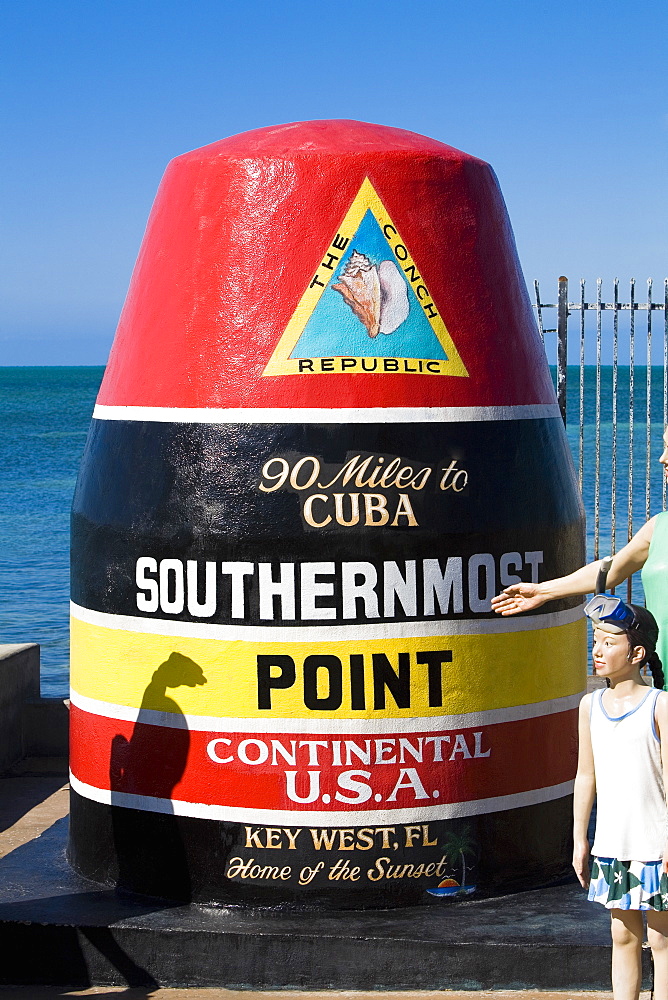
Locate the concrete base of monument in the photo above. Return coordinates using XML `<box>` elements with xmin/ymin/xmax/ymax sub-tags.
<box><xmin>0</xmin><ymin>817</ymin><xmax>646</xmax><ymax>992</ymax></box>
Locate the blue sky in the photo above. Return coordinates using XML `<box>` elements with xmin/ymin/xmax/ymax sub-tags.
<box><xmin>1</xmin><ymin>0</ymin><xmax>666</xmax><ymax>365</ymax></box>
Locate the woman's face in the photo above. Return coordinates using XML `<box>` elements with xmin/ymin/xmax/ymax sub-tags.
<box><xmin>660</xmin><ymin>428</ymin><xmax>668</xmax><ymax>479</ymax></box>
<box><xmin>592</xmin><ymin>627</ymin><xmax>643</xmax><ymax>682</ymax></box>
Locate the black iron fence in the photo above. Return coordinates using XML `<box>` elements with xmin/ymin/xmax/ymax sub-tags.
<box><xmin>533</xmin><ymin>278</ymin><xmax>668</xmax><ymax>603</ymax></box>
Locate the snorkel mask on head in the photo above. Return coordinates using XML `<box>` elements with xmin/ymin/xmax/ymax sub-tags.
<box><xmin>585</xmin><ymin>594</ymin><xmax>662</xmax><ymax>685</ymax></box>
<box><xmin>584</xmin><ymin>593</ymin><xmax>659</xmax><ymax>668</ymax></box>
<box><xmin>584</xmin><ymin>593</ymin><xmax>640</xmax><ymax>635</ymax></box>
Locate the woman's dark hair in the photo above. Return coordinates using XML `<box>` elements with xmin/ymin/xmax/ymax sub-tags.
<box><xmin>627</xmin><ymin>604</ymin><xmax>665</xmax><ymax>689</ymax></box>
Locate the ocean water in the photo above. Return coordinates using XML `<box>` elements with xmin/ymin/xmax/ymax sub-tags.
<box><xmin>0</xmin><ymin>367</ymin><xmax>104</xmax><ymax>696</ymax></box>
<box><xmin>0</xmin><ymin>365</ymin><xmax>666</xmax><ymax>697</ymax></box>
<box><xmin>565</xmin><ymin>367</ymin><xmax>668</xmax><ymax>550</ymax></box>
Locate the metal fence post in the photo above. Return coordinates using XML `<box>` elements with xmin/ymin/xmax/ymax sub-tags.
<box><xmin>557</xmin><ymin>276</ymin><xmax>569</xmax><ymax>424</ymax></box>
<box><xmin>532</xmin><ymin>277</ymin><xmax>668</xmax><ymax>603</ymax></box>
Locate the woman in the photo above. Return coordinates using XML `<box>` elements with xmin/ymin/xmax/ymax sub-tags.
<box><xmin>574</xmin><ymin>597</ymin><xmax>668</xmax><ymax>1000</ymax></box>
<box><xmin>491</xmin><ymin>429</ymin><xmax>668</xmax><ymax>682</ymax></box>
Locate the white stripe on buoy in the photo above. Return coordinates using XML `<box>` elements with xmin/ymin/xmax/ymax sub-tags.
<box><xmin>70</xmin><ymin>771</ymin><xmax>575</xmax><ymax>826</ymax></box>
<box><xmin>92</xmin><ymin>403</ymin><xmax>561</xmax><ymax>424</ymax></box>
<box><xmin>69</xmin><ymin>687</ymin><xmax>583</xmax><ymax>735</ymax></box>
<box><xmin>70</xmin><ymin>600</ymin><xmax>583</xmax><ymax>642</ymax></box>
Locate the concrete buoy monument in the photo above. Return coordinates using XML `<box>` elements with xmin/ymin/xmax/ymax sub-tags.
<box><xmin>69</xmin><ymin>120</ymin><xmax>585</xmax><ymax>906</ymax></box>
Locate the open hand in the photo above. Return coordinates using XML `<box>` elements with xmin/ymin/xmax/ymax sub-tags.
<box><xmin>490</xmin><ymin>583</ymin><xmax>546</xmax><ymax>616</ymax></box>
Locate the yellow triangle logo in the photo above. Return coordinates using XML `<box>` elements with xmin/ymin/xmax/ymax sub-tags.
<box><xmin>262</xmin><ymin>177</ymin><xmax>468</xmax><ymax>377</ymax></box>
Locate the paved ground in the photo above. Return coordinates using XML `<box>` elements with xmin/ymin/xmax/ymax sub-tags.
<box><xmin>0</xmin><ymin>756</ymin><xmax>69</xmax><ymax>859</ymax></box>
<box><xmin>0</xmin><ymin>992</ymin><xmax>642</xmax><ymax>999</ymax></box>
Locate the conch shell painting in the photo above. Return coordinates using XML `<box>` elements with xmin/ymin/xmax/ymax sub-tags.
<box><xmin>332</xmin><ymin>250</ymin><xmax>410</xmax><ymax>339</ymax></box>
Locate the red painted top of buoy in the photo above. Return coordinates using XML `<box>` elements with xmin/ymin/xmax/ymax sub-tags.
<box><xmin>98</xmin><ymin>119</ymin><xmax>554</xmax><ymax>410</ymax></box>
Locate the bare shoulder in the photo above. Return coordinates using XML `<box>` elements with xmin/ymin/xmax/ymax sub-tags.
<box><xmin>579</xmin><ymin>692</ymin><xmax>593</xmax><ymax>715</ymax></box>
<box><xmin>653</xmin><ymin>690</ymin><xmax>668</xmax><ymax>734</ymax></box>
<box><xmin>654</xmin><ymin>690</ymin><xmax>668</xmax><ymax>713</ymax></box>
<box><xmin>636</xmin><ymin>514</ymin><xmax>659</xmax><ymax>544</ymax></box>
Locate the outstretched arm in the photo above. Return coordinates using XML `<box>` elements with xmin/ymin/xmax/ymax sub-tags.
<box><xmin>573</xmin><ymin>694</ymin><xmax>595</xmax><ymax>889</ymax></box>
<box><xmin>490</xmin><ymin>516</ymin><xmax>657</xmax><ymax>616</ymax></box>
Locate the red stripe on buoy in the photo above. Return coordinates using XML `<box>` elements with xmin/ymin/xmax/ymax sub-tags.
<box><xmin>70</xmin><ymin>704</ymin><xmax>577</xmax><ymax>815</ymax></box>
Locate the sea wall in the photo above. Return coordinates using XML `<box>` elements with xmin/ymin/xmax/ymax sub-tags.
<box><xmin>0</xmin><ymin>644</ymin><xmax>68</xmax><ymax>771</ymax></box>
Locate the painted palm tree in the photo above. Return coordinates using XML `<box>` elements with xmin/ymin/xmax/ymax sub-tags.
<box><xmin>442</xmin><ymin>827</ymin><xmax>475</xmax><ymax>890</ymax></box>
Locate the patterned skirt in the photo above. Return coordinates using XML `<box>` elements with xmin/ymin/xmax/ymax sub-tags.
<box><xmin>589</xmin><ymin>856</ymin><xmax>668</xmax><ymax>910</ymax></box>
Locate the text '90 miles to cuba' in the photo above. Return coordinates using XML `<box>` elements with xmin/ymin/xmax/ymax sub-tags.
<box><xmin>258</xmin><ymin>451</ymin><xmax>468</xmax><ymax>528</ymax></box>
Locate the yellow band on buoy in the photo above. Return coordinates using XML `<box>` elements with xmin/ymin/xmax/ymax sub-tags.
<box><xmin>70</xmin><ymin>612</ymin><xmax>585</xmax><ymax>721</ymax></box>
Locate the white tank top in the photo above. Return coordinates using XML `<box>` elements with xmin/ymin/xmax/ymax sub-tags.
<box><xmin>591</xmin><ymin>686</ymin><xmax>667</xmax><ymax>861</ymax></box>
